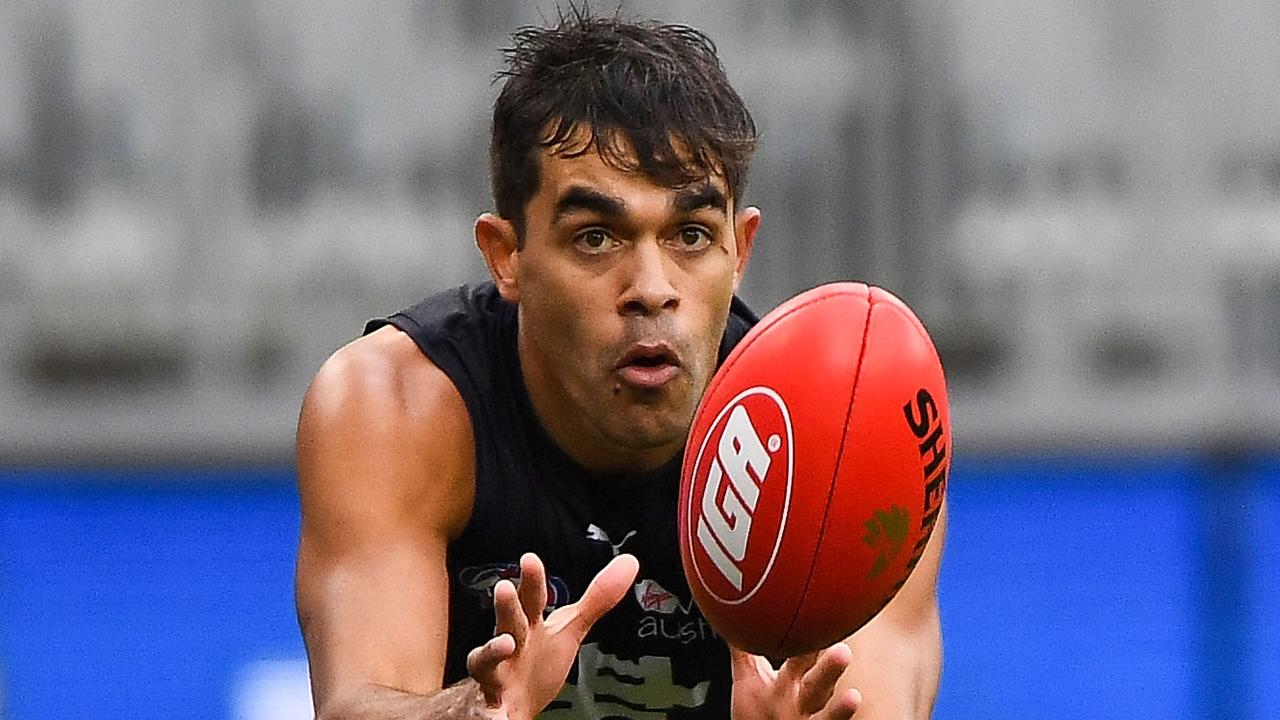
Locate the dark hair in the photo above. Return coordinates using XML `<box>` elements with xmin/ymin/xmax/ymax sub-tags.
<box><xmin>490</xmin><ymin>7</ymin><xmax>758</xmax><ymax>238</ymax></box>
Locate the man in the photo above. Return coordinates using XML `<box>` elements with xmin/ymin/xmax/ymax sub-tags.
<box><xmin>295</xmin><ymin>10</ymin><xmax>945</xmax><ymax>720</ymax></box>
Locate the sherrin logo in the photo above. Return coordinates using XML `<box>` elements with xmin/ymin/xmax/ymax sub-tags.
<box><xmin>686</xmin><ymin>386</ymin><xmax>794</xmax><ymax>605</ymax></box>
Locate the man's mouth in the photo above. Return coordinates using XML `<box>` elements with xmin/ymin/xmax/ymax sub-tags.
<box><xmin>615</xmin><ymin>343</ymin><xmax>682</xmax><ymax>389</ymax></box>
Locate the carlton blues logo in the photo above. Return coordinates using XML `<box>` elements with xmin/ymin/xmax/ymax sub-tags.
<box><xmin>684</xmin><ymin>386</ymin><xmax>794</xmax><ymax>604</ymax></box>
<box><xmin>458</xmin><ymin>562</ymin><xmax>570</xmax><ymax>611</ymax></box>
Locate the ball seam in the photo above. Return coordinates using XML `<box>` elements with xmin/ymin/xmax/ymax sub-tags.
<box><xmin>700</xmin><ymin>286</ymin><xmax>868</xmax><ymax>412</ymax></box>
<box><xmin>774</xmin><ymin>289</ymin><xmax>878</xmax><ymax>656</ymax></box>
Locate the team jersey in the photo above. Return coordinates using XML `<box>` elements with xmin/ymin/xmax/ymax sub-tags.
<box><xmin>365</xmin><ymin>281</ymin><xmax>758</xmax><ymax>719</ymax></box>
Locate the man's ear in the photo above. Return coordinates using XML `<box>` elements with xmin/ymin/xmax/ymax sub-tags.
<box><xmin>732</xmin><ymin>206</ymin><xmax>760</xmax><ymax>292</ymax></box>
<box><xmin>475</xmin><ymin>213</ymin><xmax>520</xmax><ymax>302</ymax></box>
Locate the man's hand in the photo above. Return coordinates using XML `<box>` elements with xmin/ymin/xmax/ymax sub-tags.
<box><xmin>466</xmin><ymin>552</ymin><xmax>640</xmax><ymax>720</ymax></box>
<box><xmin>730</xmin><ymin>643</ymin><xmax>862</xmax><ymax>720</ymax></box>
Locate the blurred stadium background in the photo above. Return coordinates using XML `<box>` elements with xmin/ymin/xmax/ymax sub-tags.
<box><xmin>1</xmin><ymin>0</ymin><xmax>1278</xmax><ymax>717</ymax></box>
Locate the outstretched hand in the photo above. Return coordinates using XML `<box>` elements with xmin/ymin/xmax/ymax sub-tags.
<box><xmin>730</xmin><ymin>643</ymin><xmax>862</xmax><ymax>720</ymax></box>
<box><xmin>466</xmin><ymin>552</ymin><xmax>639</xmax><ymax>720</ymax></box>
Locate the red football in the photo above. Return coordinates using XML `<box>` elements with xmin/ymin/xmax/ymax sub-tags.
<box><xmin>679</xmin><ymin>282</ymin><xmax>950</xmax><ymax>657</ymax></box>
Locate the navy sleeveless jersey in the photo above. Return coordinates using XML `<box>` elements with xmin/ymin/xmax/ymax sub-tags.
<box><xmin>364</xmin><ymin>282</ymin><xmax>758</xmax><ymax>719</ymax></box>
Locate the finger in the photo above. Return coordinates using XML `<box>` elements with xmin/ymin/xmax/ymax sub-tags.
<box><xmin>492</xmin><ymin>578</ymin><xmax>529</xmax><ymax>646</ymax></box>
<box><xmin>566</xmin><ymin>553</ymin><xmax>639</xmax><ymax>635</ymax></box>
<box><xmin>727</xmin><ymin>645</ymin><xmax>773</xmax><ymax>681</ymax></box>
<box><xmin>467</xmin><ymin>632</ymin><xmax>516</xmax><ymax>676</ymax></box>
<box><xmin>816</xmin><ymin>687</ymin><xmax>862</xmax><ymax>720</ymax></box>
<box><xmin>797</xmin><ymin>643</ymin><xmax>853</xmax><ymax>715</ymax></box>
<box><xmin>776</xmin><ymin>649</ymin><xmax>821</xmax><ymax>686</ymax></box>
<box><xmin>466</xmin><ymin>633</ymin><xmax>516</xmax><ymax>706</ymax></box>
<box><xmin>517</xmin><ymin>552</ymin><xmax>549</xmax><ymax>624</ymax></box>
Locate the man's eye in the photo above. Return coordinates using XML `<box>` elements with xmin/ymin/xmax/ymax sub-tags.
<box><xmin>676</xmin><ymin>226</ymin><xmax>712</xmax><ymax>250</ymax></box>
<box><xmin>574</xmin><ymin>229</ymin><xmax>613</xmax><ymax>254</ymax></box>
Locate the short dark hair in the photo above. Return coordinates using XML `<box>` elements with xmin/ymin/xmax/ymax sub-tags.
<box><xmin>489</xmin><ymin>7</ymin><xmax>758</xmax><ymax>238</ymax></box>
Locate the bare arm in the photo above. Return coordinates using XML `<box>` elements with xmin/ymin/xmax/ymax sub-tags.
<box><xmin>295</xmin><ymin>327</ymin><xmax>638</xmax><ymax>720</ymax></box>
<box><xmin>295</xmin><ymin>328</ymin><xmax>479</xmax><ymax>719</ymax></box>
<box><xmin>839</xmin><ymin>500</ymin><xmax>948</xmax><ymax>718</ymax></box>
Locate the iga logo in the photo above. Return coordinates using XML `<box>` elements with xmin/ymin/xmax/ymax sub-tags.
<box><xmin>687</xmin><ymin>386</ymin><xmax>793</xmax><ymax>604</ymax></box>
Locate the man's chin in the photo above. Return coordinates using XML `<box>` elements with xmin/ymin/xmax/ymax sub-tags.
<box><xmin>602</xmin><ymin>413</ymin><xmax>690</xmax><ymax>454</ymax></box>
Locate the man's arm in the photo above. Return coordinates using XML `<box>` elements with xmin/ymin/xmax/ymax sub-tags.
<box><xmin>295</xmin><ymin>327</ymin><xmax>639</xmax><ymax>720</ymax></box>
<box><xmin>838</xmin><ymin>501</ymin><xmax>948</xmax><ymax>718</ymax></box>
<box><xmin>295</xmin><ymin>327</ymin><xmax>478</xmax><ymax>719</ymax></box>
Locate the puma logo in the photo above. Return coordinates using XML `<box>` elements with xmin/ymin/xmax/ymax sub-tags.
<box><xmin>586</xmin><ymin>523</ymin><xmax>637</xmax><ymax>557</ymax></box>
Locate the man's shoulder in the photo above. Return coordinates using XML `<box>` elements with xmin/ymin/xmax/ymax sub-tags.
<box><xmin>304</xmin><ymin>325</ymin><xmax>468</xmax><ymax>440</ymax></box>
<box><xmin>298</xmin><ymin>326</ymin><xmax>476</xmax><ymax>542</ymax></box>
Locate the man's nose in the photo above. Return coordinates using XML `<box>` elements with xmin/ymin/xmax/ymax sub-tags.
<box><xmin>618</xmin><ymin>241</ymin><xmax>679</xmax><ymax>317</ymax></box>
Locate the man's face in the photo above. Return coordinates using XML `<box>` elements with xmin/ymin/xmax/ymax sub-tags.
<box><xmin>489</xmin><ymin>139</ymin><xmax>757</xmax><ymax>472</ymax></box>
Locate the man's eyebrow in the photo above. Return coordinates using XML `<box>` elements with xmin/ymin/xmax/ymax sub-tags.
<box><xmin>673</xmin><ymin>184</ymin><xmax>728</xmax><ymax>214</ymax></box>
<box><xmin>553</xmin><ymin>186</ymin><xmax>627</xmax><ymax>223</ymax></box>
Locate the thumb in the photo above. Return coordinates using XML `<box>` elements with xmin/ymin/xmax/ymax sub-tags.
<box><xmin>567</xmin><ymin>553</ymin><xmax>639</xmax><ymax>635</ymax></box>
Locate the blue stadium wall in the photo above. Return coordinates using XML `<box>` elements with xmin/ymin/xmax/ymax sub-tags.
<box><xmin>1</xmin><ymin>456</ymin><xmax>1277</xmax><ymax>719</ymax></box>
